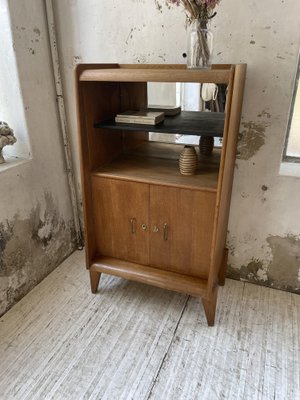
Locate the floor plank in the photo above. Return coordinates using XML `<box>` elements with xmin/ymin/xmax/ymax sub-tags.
<box><xmin>148</xmin><ymin>281</ymin><xmax>300</xmax><ymax>400</ymax></box>
<box><xmin>0</xmin><ymin>251</ymin><xmax>299</xmax><ymax>400</ymax></box>
<box><xmin>0</xmin><ymin>251</ymin><xmax>188</xmax><ymax>400</ymax></box>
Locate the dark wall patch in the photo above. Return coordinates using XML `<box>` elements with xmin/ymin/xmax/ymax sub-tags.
<box><xmin>267</xmin><ymin>235</ymin><xmax>300</xmax><ymax>291</ymax></box>
<box><xmin>237</xmin><ymin>121</ymin><xmax>269</xmax><ymax>160</ymax></box>
<box><xmin>154</xmin><ymin>0</ymin><xmax>163</xmax><ymax>12</ymax></box>
<box><xmin>0</xmin><ymin>221</ymin><xmax>14</xmax><ymax>254</ymax></box>
<box><xmin>227</xmin><ymin>260</ymin><xmax>270</xmax><ymax>284</ymax></box>
<box><xmin>227</xmin><ymin>235</ymin><xmax>300</xmax><ymax>294</ymax></box>
<box><xmin>0</xmin><ymin>192</ymin><xmax>76</xmax><ymax>316</ymax></box>
<box><xmin>257</xmin><ymin>110</ymin><xmax>271</xmax><ymax>118</ymax></box>
<box><xmin>33</xmin><ymin>27</ymin><xmax>40</xmax><ymax>36</ymax></box>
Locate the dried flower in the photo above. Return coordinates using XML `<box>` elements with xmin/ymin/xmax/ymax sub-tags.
<box><xmin>167</xmin><ymin>0</ymin><xmax>220</xmax><ymax>22</ymax></box>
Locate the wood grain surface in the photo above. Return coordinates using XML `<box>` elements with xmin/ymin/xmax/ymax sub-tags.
<box><xmin>92</xmin><ymin>147</ymin><xmax>219</xmax><ymax>192</ymax></box>
<box><xmin>80</xmin><ymin>67</ymin><xmax>231</xmax><ymax>84</ymax></box>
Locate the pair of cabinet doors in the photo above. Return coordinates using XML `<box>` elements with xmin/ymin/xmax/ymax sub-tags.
<box><xmin>91</xmin><ymin>177</ymin><xmax>216</xmax><ymax>280</ymax></box>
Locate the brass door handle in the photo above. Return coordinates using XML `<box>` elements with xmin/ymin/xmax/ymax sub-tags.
<box><xmin>153</xmin><ymin>225</ymin><xmax>159</xmax><ymax>233</ymax></box>
<box><xmin>130</xmin><ymin>218</ymin><xmax>136</xmax><ymax>234</ymax></box>
<box><xmin>163</xmin><ymin>223</ymin><xmax>168</xmax><ymax>241</ymax></box>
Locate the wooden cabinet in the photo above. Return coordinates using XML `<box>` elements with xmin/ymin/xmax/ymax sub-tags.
<box><xmin>91</xmin><ymin>177</ymin><xmax>215</xmax><ymax>278</ymax></box>
<box><xmin>76</xmin><ymin>64</ymin><xmax>246</xmax><ymax>326</ymax></box>
<box><xmin>149</xmin><ymin>186</ymin><xmax>215</xmax><ymax>278</ymax></box>
<box><xmin>92</xmin><ymin>177</ymin><xmax>149</xmax><ymax>265</ymax></box>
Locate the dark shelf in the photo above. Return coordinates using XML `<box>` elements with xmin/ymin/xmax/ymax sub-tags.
<box><xmin>94</xmin><ymin>111</ymin><xmax>225</xmax><ymax>137</ymax></box>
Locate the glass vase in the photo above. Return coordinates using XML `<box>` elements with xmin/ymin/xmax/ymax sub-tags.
<box><xmin>187</xmin><ymin>19</ymin><xmax>213</xmax><ymax>69</ymax></box>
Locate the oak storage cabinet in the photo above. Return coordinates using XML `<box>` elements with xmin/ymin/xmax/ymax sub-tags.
<box><xmin>76</xmin><ymin>64</ymin><xmax>246</xmax><ymax>326</ymax></box>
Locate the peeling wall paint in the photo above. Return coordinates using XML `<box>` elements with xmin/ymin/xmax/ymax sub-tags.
<box><xmin>227</xmin><ymin>235</ymin><xmax>300</xmax><ymax>294</ymax></box>
<box><xmin>0</xmin><ymin>193</ymin><xmax>75</xmax><ymax>316</ymax></box>
<box><xmin>237</xmin><ymin>121</ymin><xmax>269</xmax><ymax>160</ymax></box>
<box><xmin>0</xmin><ymin>0</ymin><xmax>76</xmax><ymax>316</ymax></box>
<box><xmin>267</xmin><ymin>236</ymin><xmax>300</xmax><ymax>291</ymax></box>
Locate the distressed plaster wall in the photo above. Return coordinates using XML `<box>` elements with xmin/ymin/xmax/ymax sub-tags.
<box><xmin>0</xmin><ymin>0</ymin><xmax>76</xmax><ymax>316</ymax></box>
<box><xmin>54</xmin><ymin>0</ymin><xmax>300</xmax><ymax>293</ymax></box>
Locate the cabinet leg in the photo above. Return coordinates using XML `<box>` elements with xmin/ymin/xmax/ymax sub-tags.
<box><xmin>89</xmin><ymin>270</ymin><xmax>101</xmax><ymax>293</ymax></box>
<box><xmin>218</xmin><ymin>247</ymin><xmax>228</xmax><ymax>286</ymax></box>
<box><xmin>202</xmin><ymin>289</ymin><xmax>218</xmax><ymax>326</ymax></box>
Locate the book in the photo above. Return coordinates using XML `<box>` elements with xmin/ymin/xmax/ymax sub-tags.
<box><xmin>115</xmin><ymin>110</ymin><xmax>165</xmax><ymax>125</ymax></box>
<box><xmin>115</xmin><ymin>117</ymin><xmax>163</xmax><ymax>125</ymax></box>
<box><xmin>142</xmin><ymin>105</ymin><xmax>181</xmax><ymax>116</ymax></box>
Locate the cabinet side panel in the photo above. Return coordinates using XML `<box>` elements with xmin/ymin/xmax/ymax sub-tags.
<box><xmin>91</xmin><ymin>177</ymin><xmax>150</xmax><ymax>265</ymax></box>
<box><xmin>76</xmin><ymin>79</ymin><xmax>96</xmax><ymax>267</ymax></box>
<box><xmin>209</xmin><ymin>64</ymin><xmax>247</xmax><ymax>290</ymax></box>
<box><xmin>191</xmin><ymin>190</ymin><xmax>216</xmax><ymax>278</ymax></box>
<box><xmin>82</xmin><ymin>81</ymin><xmax>123</xmax><ymax>171</ymax></box>
<box><xmin>120</xmin><ymin>82</ymin><xmax>149</xmax><ymax>152</ymax></box>
<box><xmin>78</xmin><ymin>80</ymin><xmax>123</xmax><ymax>268</ymax></box>
<box><xmin>150</xmin><ymin>186</ymin><xmax>216</xmax><ymax>279</ymax></box>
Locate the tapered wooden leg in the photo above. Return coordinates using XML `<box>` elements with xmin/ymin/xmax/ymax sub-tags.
<box><xmin>89</xmin><ymin>270</ymin><xmax>101</xmax><ymax>293</ymax></box>
<box><xmin>218</xmin><ymin>247</ymin><xmax>228</xmax><ymax>286</ymax></box>
<box><xmin>202</xmin><ymin>288</ymin><xmax>218</xmax><ymax>326</ymax></box>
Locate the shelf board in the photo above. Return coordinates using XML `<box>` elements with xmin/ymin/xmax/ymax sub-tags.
<box><xmin>92</xmin><ymin>142</ymin><xmax>220</xmax><ymax>191</ymax></box>
<box><xmin>95</xmin><ymin>111</ymin><xmax>225</xmax><ymax>137</ymax></box>
<box><xmin>91</xmin><ymin>256</ymin><xmax>208</xmax><ymax>298</ymax></box>
<box><xmin>79</xmin><ymin>67</ymin><xmax>232</xmax><ymax>84</ymax></box>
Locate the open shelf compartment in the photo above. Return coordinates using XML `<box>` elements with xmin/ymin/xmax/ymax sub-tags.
<box><xmin>92</xmin><ymin>142</ymin><xmax>220</xmax><ymax>191</ymax></box>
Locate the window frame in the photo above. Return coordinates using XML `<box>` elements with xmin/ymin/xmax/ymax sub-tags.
<box><xmin>282</xmin><ymin>53</ymin><xmax>300</xmax><ymax>163</ymax></box>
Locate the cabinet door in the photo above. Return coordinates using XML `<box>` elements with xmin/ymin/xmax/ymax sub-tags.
<box><xmin>149</xmin><ymin>185</ymin><xmax>216</xmax><ymax>279</ymax></box>
<box><xmin>91</xmin><ymin>177</ymin><xmax>149</xmax><ymax>265</ymax></box>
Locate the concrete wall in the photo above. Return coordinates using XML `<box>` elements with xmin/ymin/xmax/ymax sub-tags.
<box><xmin>54</xmin><ymin>0</ymin><xmax>300</xmax><ymax>293</ymax></box>
<box><xmin>0</xmin><ymin>0</ymin><xmax>76</xmax><ymax>316</ymax></box>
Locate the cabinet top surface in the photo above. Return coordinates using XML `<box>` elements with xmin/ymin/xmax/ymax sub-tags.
<box><xmin>78</xmin><ymin>64</ymin><xmax>240</xmax><ymax>84</ymax></box>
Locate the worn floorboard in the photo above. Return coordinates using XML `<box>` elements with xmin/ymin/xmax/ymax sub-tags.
<box><xmin>0</xmin><ymin>251</ymin><xmax>299</xmax><ymax>400</ymax></box>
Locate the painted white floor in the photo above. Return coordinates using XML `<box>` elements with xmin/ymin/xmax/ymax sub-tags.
<box><xmin>0</xmin><ymin>250</ymin><xmax>299</xmax><ymax>400</ymax></box>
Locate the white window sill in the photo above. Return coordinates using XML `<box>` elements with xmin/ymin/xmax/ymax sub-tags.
<box><xmin>279</xmin><ymin>161</ymin><xmax>300</xmax><ymax>177</ymax></box>
<box><xmin>0</xmin><ymin>156</ymin><xmax>31</xmax><ymax>172</ymax></box>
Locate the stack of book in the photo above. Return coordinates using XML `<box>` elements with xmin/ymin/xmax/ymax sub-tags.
<box><xmin>115</xmin><ymin>110</ymin><xmax>165</xmax><ymax>125</ymax></box>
